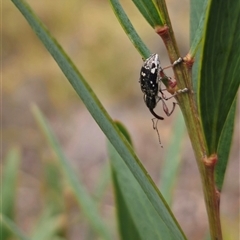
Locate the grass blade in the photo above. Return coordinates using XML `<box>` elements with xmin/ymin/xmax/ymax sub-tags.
<box><xmin>1</xmin><ymin>148</ymin><xmax>20</xmax><ymax>239</ymax></box>
<box><xmin>0</xmin><ymin>214</ymin><xmax>30</xmax><ymax>240</ymax></box>
<box><xmin>32</xmin><ymin>105</ymin><xmax>112</xmax><ymax>240</ymax></box>
<box><xmin>31</xmin><ymin>209</ymin><xmax>65</xmax><ymax>240</ymax></box>
<box><xmin>31</xmin><ymin>159</ymin><xmax>66</xmax><ymax>240</ymax></box>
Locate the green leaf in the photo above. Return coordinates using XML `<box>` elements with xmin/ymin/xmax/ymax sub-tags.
<box><xmin>12</xmin><ymin>1</ymin><xmax>184</xmax><ymax>237</ymax></box>
<box><xmin>1</xmin><ymin>148</ymin><xmax>20</xmax><ymax>240</ymax></box>
<box><xmin>108</xmin><ymin>122</ymin><xmax>187</xmax><ymax>240</ymax></box>
<box><xmin>0</xmin><ymin>214</ymin><xmax>30</xmax><ymax>240</ymax></box>
<box><xmin>31</xmin><ymin>209</ymin><xmax>64</xmax><ymax>240</ymax></box>
<box><xmin>31</xmin><ymin>160</ymin><xmax>66</xmax><ymax>240</ymax></box>
<box><xmin>114</xmin><ymin>121</ymin><xmax>133</xmax><ymax>146</ymax></box>
<box><xmin>112</xmin><ymin>169</ymin><xmax>141</xmax><ymax>240</ymax></box>
<box><xmin>189</xmin><ymin>0</ymin><xmax>208</xmax><ymax>57</ymax></box>
<box><xmin>132</xmin><ymin>0</ymin><xmax>164</xmax><ymax>27</ymax></box>
<box><xmin>215</xmin><ymin>98</ymin><xmax>237</xmax><ymax>191</ymax></box>
<box><xmin>42</xmin><ymin>159</ymin><xmax>64</xmax><ymax>211</ymax></box>
<box><xmin>92</xmin><ymin>163</ymin><xmax>111</xmax><ymax>204</ymax></box>
<box><xmin>198</xmin><ymin>0</ymin><xmax>240</xmax><ymax>154</ymax></box>
<box><xmin>190</xmin><ymin>0</ymin><xmax>208</xmax><ymax>44</ymax></box>
<box><xmin>109</xmin><ymin>122</ymin><xmax>139</xmax><ymax>240</ymax></box>
<box><xmin>1</xmin><ymin>148</ymin><xmax>20</xmax><ymax>217</ymax></box>
<box><xmin>32</xmin><ymin>105</ymin><xmax>112</xmax><ymax>240</ymax></box>
<box><xmin>190</xmin><ymin>0</ymin><xmax>208</xmax><ymax>92</ymax></box>
<box><xmin>109</xmin><ymin>0</ymin><xmax>151</xmax><ymax>59</ymax></box>
<box><xmin>159</xmin><ymin>113</ymin><xmax>186</xmax><ymax>206</ymax></box>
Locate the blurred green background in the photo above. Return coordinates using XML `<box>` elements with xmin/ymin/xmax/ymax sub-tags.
<box><xmin>2</xmin><ymin>0</ymin><xmax>239</xmax><ymax>239</ymax></box>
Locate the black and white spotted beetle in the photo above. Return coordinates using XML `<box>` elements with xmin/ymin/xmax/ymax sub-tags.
<box><xmin>139</xmin><ymin>53</ymin><xmax>188</xmax><ymax>145</ymax></box>
<box><xmin>139</xmin><ymin>54</ymin><xmax>164</xmax><ymax>119</ymax></box>
<box><xmin>139</xmin><ymin>53</ymin><xmax>187</xmax><ymax>120</ymax></box>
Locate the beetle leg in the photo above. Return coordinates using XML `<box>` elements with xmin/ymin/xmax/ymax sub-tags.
<box><xmin>162</xmin><ymin>57</ymin><xmax>184</xmax><ymax>70</ymax></box>
<box><xmin>151</xmin><ymin>118</ymin><xmax>163</xmax><ymax>147</ymax></box>
<box><xmin>163</xmin><ymin>88</ymin><xmax>188</xmax><ymax>100</ymax></box>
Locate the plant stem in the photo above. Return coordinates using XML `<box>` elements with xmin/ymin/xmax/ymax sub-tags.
<box><xmin>154</xmin><ymin>3</ymin><xmax>223</xmax><ymax>239</ymax></box>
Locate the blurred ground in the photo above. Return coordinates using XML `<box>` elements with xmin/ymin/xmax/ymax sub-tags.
<box><xmin>2</xmin><ymin>0</ymin><xmax>239</xmax><ymax>239</ymax></box>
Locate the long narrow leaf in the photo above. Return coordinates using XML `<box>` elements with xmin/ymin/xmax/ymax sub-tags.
<box><xmin>32</xmin><ymin>105</ymin><xmax>112</xmax><ymax>240</ymax></box>
<box><xmin>159</xmin><ymin>113</ymin><xmax>186</xmax><ymax>206</ymax></box>
<box><xmin>191</xmin><ymin>0</ymin><xmax>239</xmax><ymax>195</ymax></box>
<box><xmin>198</xmin><ymin>0</ymin><xmax>240</xmax><ymax>154</ymax></box>
<box><xmin>92</xmin><ymin>163</ymin><xmax>111</xmax><ymax>204</ymax></box>
<box><xmin>132</xmin><ymin>0</ymin><xmax>164</xmax><ymax>27</ymax></box>
<box><xmin>31</xmin><ymin>209</ymin><xmax>64</xmax><ymax>240</ymax></box>
<box><xmin>190</xmin><ymin>0</ymin><xmax>208</xmax><ymax>92</ymax></box>
<box><xmin>215</xmin><ymin>98</ymin><xmax>237</xmax><ymax>191</ymax></box>
<box><xmin>111</xmin><ymin>169</ymin><xmax>141</xmax><ymax>240</ymax></box>
<box><xmin>1</xmin><ymin>148</ymin><xmax>20</xmax><ymax>217</ymax></box>
<box><xmin>31</xmin><ymin>160</ymin><xmax>66</xmax><ymax>240</ymax></box>
<box><xmin>1</xmin><ymin>148</ymin><xmax>20</xmax><ymax>240</ymax></box>
<box><xmin>109</xmin><ymin>0</ymin><xmax>150</xmax><ymax>59</ymax></box>
<box><xmin>189</xmin><ymin>0</ymin><xmax>208</xmax><ymax>57</ymax></box>
<box><xmin>0</xmin><ymin>214</ymin><xmax>30</xmax><ymax>240</ymax></box>
<box><xmin>108</xmin><ymin>122</ymin><xmax>186</xmax><ymax>239</ymax></box>
<box><xmin>11</xmin><ymin>0</ymin><xmax>185</xmax><ymax>237</ymax></box>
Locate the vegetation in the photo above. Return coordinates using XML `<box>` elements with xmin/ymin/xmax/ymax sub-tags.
<box><xmin>2</xmin><ymin>0</ymin><xmax>239</xmax><ymax>239</ymax></box>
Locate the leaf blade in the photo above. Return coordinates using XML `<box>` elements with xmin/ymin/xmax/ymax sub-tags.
<box><xmin>111</xmin><ymin>168</ymin><xmax>142</xmax><ymax>240</ymax></box>
<box><xmin>32</xmin><ymin>105</ymin><xmax>112</xmax><ymax>240</ymax></box>
<box><xmin>109</xmin><ymin>0</ymin><xmax>151</xmax><ymax>59</ymax></box>
<box><xmin>1</xmin><ymin>148</ymin><xmax>20</xmax><ymax>240</ymax></box>
<box><xmin>108</xmin><ymin>122</ymin><xmax>187</xmax><ymax>240</ymax></box>
<box><xmin>198</xmin><ymin>1</ymin><xmax>240</xmax><ymax>154</ymax></box>
<box><xmin>159</xmin><ymin>114</ymin><xmax>186</xmax><ymax>206</ymax></box>
<box><xmin>132</xmin><ymin>0</ymin><xmax>164</xmax><ymax>27</ymax></box>
<box><xmin>0</xmin><ymin>214</ymin><xmax>30</xmax><ymax>240</ymax></box>
<box><xmin>215</xmin><ymin>98</ymin><xmax>237</xmax><ymax>191</ymax></box>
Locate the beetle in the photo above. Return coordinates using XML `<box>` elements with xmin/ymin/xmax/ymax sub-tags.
<box><xmin>139</xmin><ymin>53</ymin><xmax>187</xmax><ymax>119</ymax></box>
<box><xmin>139</xmin><ymin>53</ymin><xmax>162</xmax><ymax>98</ymax></box>
<box><xmin>140</xmin><ymin>54</ymin><xmax>173</xmax><ymax>119</ymax></box>
<box><xmin>139</xmin><ymin>54</ymin><xmax>165</xmax><ymax>120</ymax></box>
<box><xmin>143</xmin><ymin>95</ymin><xmax>164</xmax><ymax>120</ymax></box>
<box><xmin>139</xmin><ymin>53</ymin><xmax>188</xmax><ymax>145</ymax></box>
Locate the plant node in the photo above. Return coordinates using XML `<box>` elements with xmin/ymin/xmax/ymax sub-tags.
<box><xmin>203</xmin><ymin>154</ymin><xmax>218</xmax><ymax>167</ymax></box>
